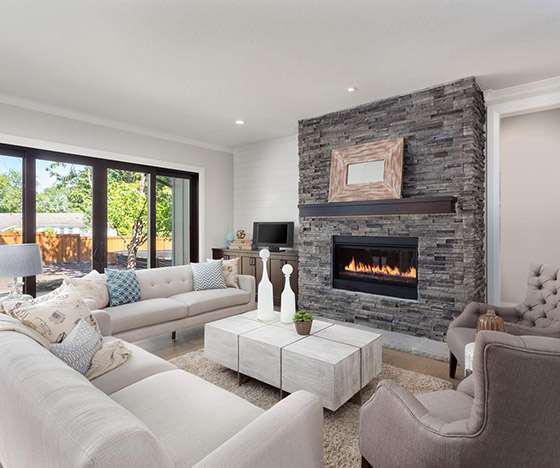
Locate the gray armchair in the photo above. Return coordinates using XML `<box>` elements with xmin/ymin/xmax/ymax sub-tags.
<box><xmin>448</xmin><ymin>263</ymin><xmax>560</xmax><ymax>377</ymax></box>
<box><xmin>359</xmin><ymin>331</ymin><xmax>560</xmax><ymax>468</ymax></box>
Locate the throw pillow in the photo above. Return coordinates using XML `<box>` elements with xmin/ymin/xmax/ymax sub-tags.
<box><xmin>104</xmin><ymin>269</ymin><xmax>141</xmax><ymax>307</ymax></box>
<box><xmin>64</xmin><ymin>270</ymin><xmax>110</xmax><ymax>310</ymax></box>
<box><xmin>50</xmin><ymin>318</ymin><xmax>102</xmax><ymax>375</ymax></box>
<box><xmin>3</xmin><ymin>284</ymin><xmax>100</xmax><ymax>343</ymax></box>
<box><xmin>207</xmin><ymin>257</ymin><xmax>239</xmax><ymax>288</ymax></box>
<box><xmin>191</xmin><ymin>260</ymin><xmax>227</xmax><ymax>291</ymax></box>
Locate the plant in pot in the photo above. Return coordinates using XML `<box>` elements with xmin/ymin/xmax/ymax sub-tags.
<box><xmin>293</xmin><ymin>310</ymin><xmax>313</xmax><ymax>335</ymax></box>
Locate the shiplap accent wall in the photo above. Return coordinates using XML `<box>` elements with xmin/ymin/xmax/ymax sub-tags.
<box><xmin>233</xmin><ymin>135</ymin><xmax>299</xmax><ymax>243</ymax></box>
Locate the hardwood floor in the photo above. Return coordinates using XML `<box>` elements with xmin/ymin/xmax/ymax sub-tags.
<box><xmin>134</xmin><ymin>323</ymin><xmax>465</xmax><ymax>387</ymax></box>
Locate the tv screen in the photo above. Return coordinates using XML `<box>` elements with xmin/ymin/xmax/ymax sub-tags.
<box><xmin>254</xmin><ymin>222</ymin><xmax>294</xmax><ymax>248</ymax></box>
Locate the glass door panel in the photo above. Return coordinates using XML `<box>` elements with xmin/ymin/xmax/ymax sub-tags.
<box><xmin>156</xmin><ymin>176</ymin><xmax>190</xmax><ymax>267</ymax></box>
<box><xmin>107</xmin><ymin>169</ymin><xmax>149</xmax><ymax>270</ymax></box>
<box><xmin>0</xmin><ymin>154</ymin><xmax>23</xmax><ymax>297</ymax></box>
<box><xmin>35</xmin><ymin>160</ymin><xmax>94</xmax><ymax>294</ymax></box>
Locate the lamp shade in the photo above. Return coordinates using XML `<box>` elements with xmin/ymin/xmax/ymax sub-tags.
<box><xmin>0</xmin><ymin>244</ymin><xmax>43</xmax><ymax>279</ymax></box>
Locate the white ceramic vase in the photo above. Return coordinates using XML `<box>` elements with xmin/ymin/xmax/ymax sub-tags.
<box><xmin>257</xmin><ymin>249</ymin><xmax>275</xmax><ymax>322</ymax></box>
<box><xmin>280</xmin><ymin>263</ymin><xmax>296</xmax><ymax>323</ymax></box>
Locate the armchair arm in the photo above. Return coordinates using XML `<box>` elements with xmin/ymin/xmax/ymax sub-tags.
<box><xmin>194</xmin><ymin>391</ymin><xmax>323</xmax><ymax>468</ymax></box>
<box><xmin>92</xmin><ymin>310</ymin><xmax>112</xmax><ymax>336</ymax></box>
<box><xmin>449</xmin><ymin>302</ymin><xmax>520</xmax><ymax>330</ymax></box>
<box><xmin>360</xmin><ymin>381</ymin><xmax>470</xmax><ymax>466</ymax></box>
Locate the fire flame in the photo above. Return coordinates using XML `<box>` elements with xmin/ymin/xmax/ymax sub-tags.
<box><xmin>344</xmin><ymin>257</ymin><xmax>417</xmax><ymax>279</ymax></box>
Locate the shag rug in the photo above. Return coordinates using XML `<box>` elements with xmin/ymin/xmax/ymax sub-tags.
<box><xmin>170</xmin><ymin>349</ymin><xmax>452</xmax><ymax>468</ymax></box>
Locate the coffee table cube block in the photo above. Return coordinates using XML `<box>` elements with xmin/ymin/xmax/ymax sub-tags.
<box><xmin>239</xmin><ymin>326</ymin><xmax>303</xmax><ymax>387</ymax></box>
<box><xmin>282</xmin><ymin>336</ymin><xmax>361</xmax><ymax>411</ymax></box>
<box><xmin>204</xmin><ymin>316</ymin><xmax>264</xmax><ymax>371</ymax></box>
<box><xmin>314</xmin><ymin>325</ymin><xmax>382</xmax><ymax>388</ymax></box>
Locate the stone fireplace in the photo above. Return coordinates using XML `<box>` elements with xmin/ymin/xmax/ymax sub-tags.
<box><xmin>298</xmin><ymin>77</ymin><xmax>486</xmax><ymax>341</ymax></box>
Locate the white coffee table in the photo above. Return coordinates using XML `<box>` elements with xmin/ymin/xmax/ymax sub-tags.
<box><xmin>204</xmin><ymin>311</ymin><xmax>382</xmax><ymax>411</ymax></box>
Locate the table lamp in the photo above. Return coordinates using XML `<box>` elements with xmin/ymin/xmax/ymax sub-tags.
<box><xmin>0</xmin><ymin>244</ymin><xmax>43</xmax><ymax>303</ymax></box>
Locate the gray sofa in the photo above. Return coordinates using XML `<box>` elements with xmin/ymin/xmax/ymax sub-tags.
<box><xmin>448</xmin><ymin>263</ymin><xmax>560</xmax><ymax>377</ymax></box>
<box><xmin>359</xmin><ymin>331</ymin><xmax>560</xmax><ymax>467</ymax></box>
<box><xmin>0</xmin><ymin>329</ymin><xmax>324</xmax><ymax>467</ymax></box>
<box><xmin>91</xmin><ymin>265</ymin><xmax>256</xmax><ymax>343</ymax></box>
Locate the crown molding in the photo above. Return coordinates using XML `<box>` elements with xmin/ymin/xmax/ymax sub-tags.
<box><xmin>484</xmin><ymin>76</ymin><xmax>560</xmax><ymax>106</ymax></box>
<box><xmin>0</xmin><ymin>92</ymin><xmax>232</xmax><ymax>154</ymax></box>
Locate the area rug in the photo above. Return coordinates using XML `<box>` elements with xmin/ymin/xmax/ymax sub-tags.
<box><xmin>170</xmin><ymin>350</ymin><xmax>452</xmax><ymax>468</ymax></box>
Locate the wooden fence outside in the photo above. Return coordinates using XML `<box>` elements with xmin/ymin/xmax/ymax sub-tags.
<box><xmin>0</xmin><ymin>232</ymin><xmax>172</xmax><ymax>263</ymax></box>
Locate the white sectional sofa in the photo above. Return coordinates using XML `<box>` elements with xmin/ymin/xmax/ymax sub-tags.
<box><xmin>91</xmin><ymin>265</ymin><xmax>256</xmax><ymax>342</ymax></box>
<box><xmin>0</xmin><ymin>330</ymin><xmax>324</xmax><ymax>467</ymax></box>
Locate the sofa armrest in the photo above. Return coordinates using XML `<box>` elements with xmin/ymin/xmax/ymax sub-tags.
<box><xmin>449</xmin><ymin>302</ymin><xmax>520</xmax><ymax>330</ymax></box>
<box><xmin>194</xmin><ymin>391</ymin><xmax>323</xmax><ymax>468</ymax></box>
<box><xmin>238</xmin><ymin>275</ymin><xmax>256</xmax><ymax>301</ymax></box>
<box><xmin>92</xmin><ymin>310</ymin><xmax>112</xmax><ymax>336</ymax></box>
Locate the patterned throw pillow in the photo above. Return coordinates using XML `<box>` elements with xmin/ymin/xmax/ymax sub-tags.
<box><xmin>50</xmin><ymin>318</ymin><xmax>102</xmax><ymax>375</ymax></box>
<box><xmin>191</xmin><ymin>260</ymin><xmax>227</xmax><ymax>291</ymax></box>
<box><xmin>207</xmin><ymin>257</ymin><xmax>239</xmax><ymax>288</ymax></box>
<box><xmin>3</xmin><ymin>284</ymin><xmax>100</xmax><ymax>343</ymax></box>
<box><xmin>104</xmin><ymin>269</ymin><xmax>141</xmax><ymax>307</ymax></box>
<box><xmin>64</xmin><ymin>270</ymin><xmax>109</xmax><ymax>310</ymax></box>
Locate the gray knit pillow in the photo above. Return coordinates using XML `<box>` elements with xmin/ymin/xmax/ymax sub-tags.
<box><xmin>50</xmin><ymin>319</ymin><xmax>102</xmax><ymax>375</ymax></box>
<box><xmin>191</xmin><ymin>260</ymin><xmax>227</xmax><ymax>291</ymax></box>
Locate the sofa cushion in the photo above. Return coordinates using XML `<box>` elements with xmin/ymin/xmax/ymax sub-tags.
<box><xmin>110</xmin><ymin>369</ymin><xmax>264</xmax><ymax>467</ymax></box>
<box><xmin>417</xmin><ymin>389</ymin><xmax>473</xmax><ymax>423</ymax></box>
<box><xmin>107</xmin><ymin>298</ymin><xmax>188</xmax><ymax>334</ymax></box>
<box><xmin>105</xmin><ymin>269</ymin><xmax>141</xmax><ymax>307</ymax></box>
<box><xmin>171</xmin><ymin>288</ymin><xmax>251</xmax><ymax>317</ymax></box>
<box><xmin>136</xmin><ymin>265</ymin><xmax>194</xmax><ymax>300</ymax></box>
<box><xmin>91</xmin><ymin>337</ymin><xmax>177</xmax><ymax>394</ymax></box>
<box><xmin>65</xmin><ymin>269</ymin><xmax>110</xmax><ymax>309</ymax></box>
<box><xmin>0</xmin><ymin>331</ymin><xmax>173</xmax><ymax>468</ymax></box>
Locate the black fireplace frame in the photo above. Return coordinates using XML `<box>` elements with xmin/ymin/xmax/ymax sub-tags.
<box><xmin>332</xmin><ymin>235</ymin><xmax>419</xmax><ymax>300</ymax></box>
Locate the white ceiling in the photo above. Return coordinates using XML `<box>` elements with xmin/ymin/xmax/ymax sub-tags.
<box><xmin>0</xmin><ymin>0</ymin><xmax>559</xmax><ymax>151</ymax></box>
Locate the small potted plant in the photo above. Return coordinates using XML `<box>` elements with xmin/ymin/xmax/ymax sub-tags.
<box><xmin>293</xmin><ymin>310</ymin><xmax>313</xmax><ymax>335</ymax></box>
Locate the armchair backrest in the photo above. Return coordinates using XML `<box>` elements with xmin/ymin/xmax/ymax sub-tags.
<box><xmin>469</xmin><ymin>331</ymin><xmax>560</xmax><ymax>464</ymax></box>
<box><xmin>515</xmin><ymin>263</ymin><xmax>560</xmax><ymax>329</ymax></box>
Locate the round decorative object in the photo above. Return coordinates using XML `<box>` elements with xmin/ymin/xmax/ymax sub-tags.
<box><xmin>236</xmin><ymin>229</ymin><xmax>246</xmax><ymax>239</ymax></box>
<box><xmin>295</xmin><ymin>320</ymin><xmax>313</xmax><ymax>336</ymax></box>
<box><xmin>477</xmin><ymin>309</ymin><xmax>506</xmax><ymax>333</ymax></box>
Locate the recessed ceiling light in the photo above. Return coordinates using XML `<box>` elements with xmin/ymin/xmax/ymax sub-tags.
<box><xmin>347</xmin><ymin>87</ymin><xmax>357</xmax><ymax>93</ymax></box>
<box><xmin>235</xmin><ymin>120</ymin><xmax>245</xmax><ymax>125</ymax></box>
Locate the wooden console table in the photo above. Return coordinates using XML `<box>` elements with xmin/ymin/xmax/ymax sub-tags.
<box><xmin>212</xmin><ymin>248</ymin><xmax>298</xmax><ymax>306</ymax></box>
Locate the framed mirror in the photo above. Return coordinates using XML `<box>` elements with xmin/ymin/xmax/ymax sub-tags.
<box><xmin>329</xmin><ymin>137</ymin><xmax>404</xmax><ymax>201</ymax></box>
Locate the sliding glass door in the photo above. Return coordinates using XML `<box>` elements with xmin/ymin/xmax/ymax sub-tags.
<box><xmin>35</xmin><ymin>159</ymin><xmax>94</xmax><ymax>294</ymax></box>
<box><xmin>0</xmin><ymin>143</ymin><xmax>199</xmax><ymax>298</ymax></box>
<box><xmin>0</xmin><ymin>153</ymin><xmax>23</xmax><ymax>297</ymax></box>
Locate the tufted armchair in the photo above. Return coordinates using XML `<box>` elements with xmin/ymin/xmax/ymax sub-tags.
<box><xmin>448</xmin><ymin>263</ymin><xmax>560</xmax><ymax>377</ymax></box>
<box><xmin>359</xmin><ymin>331</ymin><xmax>560</xmax><ymax>468</ymax></box>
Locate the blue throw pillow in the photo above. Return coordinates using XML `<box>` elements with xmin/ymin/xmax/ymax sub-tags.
<box><xmin>104</xmin><ymin>269</ymin><xmax>141</xmax><ymax>307</ymax></box>
<box><xmin>191</xmin><ymin>260</ymin><xmax>227</xmax><ymax>291</ymax></box>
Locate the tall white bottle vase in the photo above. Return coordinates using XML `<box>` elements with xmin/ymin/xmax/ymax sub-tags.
<box><xmin>280</xmin><ymin>263</ymin><xmax>296</xmax><ymax>324</ymax></box>
<box><xmin>257</xmin><ymin>249</ymin><xmax>275</xmax><ymax>322</ymax></box>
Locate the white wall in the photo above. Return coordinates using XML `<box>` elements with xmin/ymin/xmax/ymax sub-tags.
<box><xmin>233</xmin><ymin>135</ymin><xmax>299</xmax><ymax>243</ymax></box>
<box><xmin>500</xmin><ymin>107</ymin><xmax>560</xmax><ymax>303</ymax></box>
<box><xmin>0</xmin><ymin>102</ymin><xmax>233</xmax><ymax>259</ymax></box>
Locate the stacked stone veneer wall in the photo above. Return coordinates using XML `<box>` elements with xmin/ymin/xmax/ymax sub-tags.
<box><xmin>298</xmin><ymin>77</ymin><xmax>486</xmax><ymax>341</ymax></box>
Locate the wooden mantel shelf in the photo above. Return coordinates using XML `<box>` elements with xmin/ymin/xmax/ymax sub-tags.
<box><xmin>298</xmin><ymin>196</ymin><xmax>457</xmax><ymax>217</ymax></box>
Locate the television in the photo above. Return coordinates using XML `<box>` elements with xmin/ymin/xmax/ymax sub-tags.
<box><xmin>253</xmin><ymin>222</ymin><xmax>294</xmax><ymax>252</ymax></box>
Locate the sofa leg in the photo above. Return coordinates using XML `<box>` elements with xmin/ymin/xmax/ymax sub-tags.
<box><xmin>172</xmin><ymin>331</ymin><xmax>176</xmax><ymax>341</ymax></box>
<box><xmin>449</xmin><ymin>352</ymin><xmax>457</xmax><ymax>378</ymax></box>
<box><xmin>361</xmin><ymin>456</ymin><xmax>373</xmax><ymax>468</ymax></box>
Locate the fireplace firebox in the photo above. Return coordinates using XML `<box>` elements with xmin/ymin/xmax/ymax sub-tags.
<box><xmin>333</xmin><ymin>236</ymin><xmax>418</xmax><ymax>299</ymax></box>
